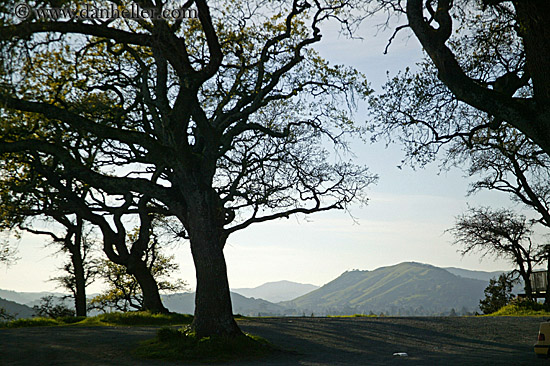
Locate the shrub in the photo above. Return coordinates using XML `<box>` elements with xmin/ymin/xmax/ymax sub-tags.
<box><xmin>491</xmin><ymin>297</ymin><xmax>549</xmax><ymax>316</ymax></box>
<box><xmin>479</xmin><ymin>274</ymin><xmax>515</xmax><ymax>314</ymax></box>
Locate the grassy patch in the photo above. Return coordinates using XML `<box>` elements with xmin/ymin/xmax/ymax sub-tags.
<box><xmin>487</xmin><ymin>298</ymin><xmax>550</xmax><ymax>316</ymax></box>
<box><xmin>0</xmin><ymin>312</ymin><xmax>192</xmax><ymax>328</ymax></box>
<box><xmin>135</xmin><ymin>327</ymin><xmax>273</xmax><ymax>363</ymax></box>
<box><xmin>80</xmin><ymin>312</ymin><xmax>193</xmax><ymax>326</ymax></box>
<box><xmin>0</xmin><ymin>317</ymin><xmax>60</xmax><ymax>328</ymax></box>
<box><xmin>490</xmin><ymin>304</ymin><xmax>550</xmax><ymax>316</ymax></box>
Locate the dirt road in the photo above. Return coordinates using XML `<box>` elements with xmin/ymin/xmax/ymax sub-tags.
<box><xmin>0</xmin><ymin>316</ymin><xmax>547</xmax><ymax>365</ymax></box>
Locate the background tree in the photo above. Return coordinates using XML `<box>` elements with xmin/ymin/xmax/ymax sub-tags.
<box><xmin>0</xmin><ymin>153</ymin><xmax>99</xmax><ymax>317</ymax></box>
<box><xmin>479</xmin><ymin>273</ymin><xmax>515</xmax><ymax>314</ymax></box>
<box><xmin>449</xmin><ymin>207</ymin><xmax>539</xmax><ymax>299</ymax></box>
<box><xmin>49</xmin><ymin>223</ymin><xmax>99</xmax><ymax>315</ymax></box>
<box><xmin>90</xmin><ymin>249</ymin><xmax>186</xmax><ymax>313</ymax></box>
<box><xmin>0</xmin><ymin>131</ymin><xmax>178</xmax><ymax>314</ymax></box>
<box><xmin>33</xmin><ymin>295</ymin><xmax>75</xmax><ymax>319</ymax></box>
<box><xmin>0</xmin><ymin>0</ymin><xmax>373</xmax><ymax>337</ymax></box>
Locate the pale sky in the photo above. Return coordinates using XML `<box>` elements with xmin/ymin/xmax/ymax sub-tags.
<box><xmin>0</xmin><ymin>16</ymin><xmax>521</xmax><ymax>294</ymax></box>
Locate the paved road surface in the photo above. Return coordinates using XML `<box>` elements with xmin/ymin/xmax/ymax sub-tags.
<box><xmin>0</xmin><ymin>317</ymin><xmax>547</xmax><ymax>365</ymax></box>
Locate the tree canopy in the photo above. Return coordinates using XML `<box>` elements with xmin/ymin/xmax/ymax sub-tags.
<box><xmin>371</xmin><ymin>0</ymin><xmax>550</xmax><ymax>156</ymax></box>
<box><xmin>0</xmin><ymin>0</ymin><xmax>374</xmax><ymax>337</ymax></box>
<box><xmin>449</xmin><ymin>207</ymin><xmax>538</xmax><ymax>298</ymax></box>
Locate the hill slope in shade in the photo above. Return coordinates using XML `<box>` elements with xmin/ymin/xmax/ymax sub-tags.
<box><xmin>282</xmin><ymin>262</ymin><xmax>487</xmax><ymax>315</ymax></box>
<box><xmin>162</xmin><ymin>292</ymin><xmax>287</xmax><ymax>316</ymax></box>
<box><xmin>0</xmin><ymin>298</ymin><xmax>36</xmax><ymax>319</ymax></box>
<box><xmin>232</xmin><ymin>280</ymin><xmax>319</xmax><ymax>303</ymax></box>
<box><xmin>0</xmin><ymin>289</ymin><xmax>66</xmax><ymax>306</ymax></box>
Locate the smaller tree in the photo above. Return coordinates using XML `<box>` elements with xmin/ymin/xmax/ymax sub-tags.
<box><xmin>449</xmin><ymin>207</ymin><xmax>539</xmax><ymax>299</ymax></box>
<box><xmin>91</xmin><ymin>249</ymin><xmax>186</xmax><ymax>313</ymax></box>
<box><xmin>479</xmin><ymin>273</ymin><xmax>515</xmax><ymax>314</ymax></box>
<box><xmin>33</xmin><ymin>295</ymin><xmax>75</xmax><ymax>319</ymax></box>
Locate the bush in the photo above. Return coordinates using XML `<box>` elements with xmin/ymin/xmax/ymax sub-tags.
<box><xmin>479</xmin><ymin>274</ymin><xmax>515</xmax><ymax>314</ymax></box>
<box><xmin>490</xmin><ymin>297</ymin><xmax>550</xmax><ymax>316</ymax></box>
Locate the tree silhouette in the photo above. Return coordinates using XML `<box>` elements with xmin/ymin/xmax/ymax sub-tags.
<box><xmin>0</xmin><ymin>0</ymin><xmax>373</xmax><ymax>337</ymax></box>
<box><xmin>374</xmin><ymin>0</ymin><xmax>550</xmax><ymax>155</ymax></box>
<box><xmin>450</xmin><ymin>207</ymin><xmax>538</xmax><ymax>299</ymax></box>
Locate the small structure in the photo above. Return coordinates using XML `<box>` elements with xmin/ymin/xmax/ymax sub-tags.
<box><xmin>530</xmin><ymin>270</ymin><xmax>549</xmax><ymax>299</ymax></box>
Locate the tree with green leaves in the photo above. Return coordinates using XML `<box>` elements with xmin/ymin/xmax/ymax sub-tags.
<box><xmin>91</xmin><ymin>248</ymin><xmax>186</xmax><ymax>313</ymax></box>
<box><xmin>0</xmin><ymin>0</ymin><xmax>373</xmax><ymax>337</ymax></box>
<box><xmin>479</xmin><ymin>273</ymin><xmax>515</xmax><ymax>314</ymax></box>
<box><xmin>0</xmin><ymin>154</ymin><xmax>98</xmax><ymax>317</ymax></box>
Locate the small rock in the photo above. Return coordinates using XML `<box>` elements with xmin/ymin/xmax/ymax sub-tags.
<box><xmin>393</xmin><ymin>352</ymin><xmax>409</xmax><ymax>357</ymax></box>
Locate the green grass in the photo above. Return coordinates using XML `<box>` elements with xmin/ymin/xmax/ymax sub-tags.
<box><xmin>135</xmin><ymin>327</ymin><xmax>274</xmax><ymax>363</ymax></box>
<box><xmin>0</xmin><ymin>317</ymin><xmax>61</xmax><ymax>328</ymax></box>
<box><xmin>485</xmin><ymin>298</ymin><xmax>550</xmax><ymax>316</ymax></box>
<box><xmin>81</xmin><ymin>312</ymin><xmax>193</xmax><ymax>326</ymax></box>
<box><xmin>490</xmin><ymin>304</ymin><xmax>550</xmax><ymax>316</ymax></box>
<box><xmin>0</xmin><ymin>311</ymin><xmax>192</xmax><ymax>328</ymax></box>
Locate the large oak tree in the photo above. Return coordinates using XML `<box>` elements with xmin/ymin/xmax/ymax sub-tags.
<box><xmin>0</xmin><ymin>0</ymin><xmax>374</xmax><ymax>337</ymax></box>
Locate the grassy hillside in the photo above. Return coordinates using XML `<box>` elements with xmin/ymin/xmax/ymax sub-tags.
<box><xmin>283</xmin><ymin>262</ymin><xmax>486</xmax><ymax>315</ymax></box>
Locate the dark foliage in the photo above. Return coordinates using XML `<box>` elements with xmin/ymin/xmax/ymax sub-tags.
<box><xmin>479</xmin><ymin>273</ymin><xmax>515</xmax><ymax>314</ymax></box>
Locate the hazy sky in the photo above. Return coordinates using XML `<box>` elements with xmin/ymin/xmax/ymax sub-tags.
<box><xmin>0</xmin><ymin>15</ymin><xmax>520</xmax><ymax>294</ymax></box>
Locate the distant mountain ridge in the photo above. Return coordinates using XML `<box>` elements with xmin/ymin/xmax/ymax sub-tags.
<box><xmin>1</xmin><ymin>262</ymin><xmax>507</xmax><ymax>317</ymax></box>
<box><xmin>0</xmin><ymin>289</ymin><xmax>67</xmax><ymax>306</ymax></box>
<box><xmin>162</xmin><ymin>292</ymin><xmax>286</xmax><ymax>316</ymax></box>
<box><xmin>443</xmin><ymin>267</ymin><xmax>506</xmax><ymax>282</ymax></box>
<box><xmin>0</xmin><ymin>298</ymin><xmax>35</xmax><ymax>319</ymax></box>
<box><xmin>232</xmin><ymin>280</ymin><xmax>319</xmax><ymax>303</ymax></box>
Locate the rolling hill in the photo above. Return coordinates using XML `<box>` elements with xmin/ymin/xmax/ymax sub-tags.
<box><xmin>0</xmin><ymin>298</ymin><xmax>36</xmax><ymax>319</ymax></box>
<box><xmin>282</xmin><ymin>262</ymin><xmax>488</xmax><ymax>315</ymax></box>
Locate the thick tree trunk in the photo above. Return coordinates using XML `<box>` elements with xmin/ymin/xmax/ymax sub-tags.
<box><xmin>189</xmin><ymin>230</ymin><xmax>242</xmax><ymax>338</ymax></box>
<box><xmin>127</xmin><ymin>259</ymin><xmax>169</xmax><ymax>314</ymax></box>
<box><xmin>514</xmin><ymin>1</ymin><xmax>550</xmax><ymax>105</ymax></box>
